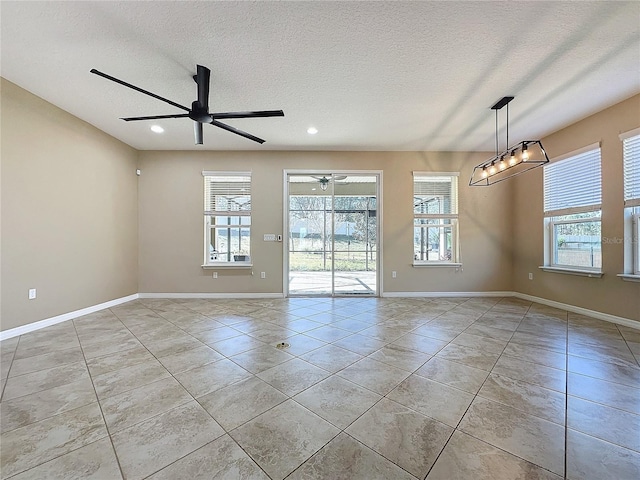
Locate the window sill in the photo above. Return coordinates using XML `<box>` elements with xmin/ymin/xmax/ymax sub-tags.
<box><xmin>538</xmin><ymin>266</ymin><xmax>603</xmax><ymax>278</ymax></box>
<box><xmin>617</xmin><ymin>274</ymin><xmax>640</xmax><ymax>283</ymax></box>
<box><xmin>413</xmin><ymin>262</ymin><xmax>462</xmax><ymax>268</ymax></box>
<box><xmin>202</xmin><ymin>263</ymin><xmax>253</xmax><ymax>269</ymax></box>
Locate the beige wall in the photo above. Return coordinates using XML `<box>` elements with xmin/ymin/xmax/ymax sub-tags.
<box><xmin>1</xmin><ymin>79</ymin><xmax>139</xmax><ymax>331</ymax></box>
<box><xmin>138</xmin><ymin>150</ymin><xmax>514</xmax><ymax>295</ymax></box>
<box><xmin>512</xmin><ymin>94</ymin><xmax>640</xmax><ymax>321</ymax></box>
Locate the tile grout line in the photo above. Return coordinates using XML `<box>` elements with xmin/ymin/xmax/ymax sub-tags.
<box><xmin>72</xmin><ymin>314</ymin><xmax>128</xmax><ymax>480</ymax></box>
<box><xmin>422</xmin><ymin>297</ymin><xmax>533</xmax><ymax>479</ymax></box>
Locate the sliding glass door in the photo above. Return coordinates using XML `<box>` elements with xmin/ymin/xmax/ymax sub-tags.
<box><xmin>286</xmin><ymin>172</ymin><xmax>380</xmax><ymax>296</ymax></box>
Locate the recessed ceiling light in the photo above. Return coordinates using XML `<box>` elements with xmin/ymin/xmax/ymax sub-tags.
<box><xmin>307</xmin><ymin>127</ymin><xmax>318</xmax><ymax>135</ymax></box>
<box><xmin>150</xmin><ymin>125</ymin><xmax>164</xmax><ymax>133</ymax></box>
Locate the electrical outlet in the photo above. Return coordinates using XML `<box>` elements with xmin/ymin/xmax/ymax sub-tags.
<box><xmin>392</xmin><ymin>271</ymin><xmax>397</xmax><ymax>278</ymax></box>
<box><xmin>28</xmin><ymin>288</ymin><xmax>37</xmax><ymax>299</ymax></box>
<box><xmin>213</xmin><ymin>272</ymin><xmax>218</xmax><ymax>279</ymax></box>
<box><xmin>260</xmin><ymin>272</ymin><xmax>266</xmax><ymax>279</ymax></box>
<box><xmin>528</xmin><ymin>272</ymin><xmax>533</xmax><ymax>280</ymax></box>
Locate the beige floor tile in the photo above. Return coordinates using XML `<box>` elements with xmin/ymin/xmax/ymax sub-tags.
<box><xmin>92</xmin><ymin>359</ymin><xmax>172</xmax><ymax>400</ymax></box>
<box><xmin>415</xmin><ymin>356</ymin><xmax>489</xmax><ymax>394</ymax></box>
<box><xmin>427</xmin><ymin>430</ymin><xmax>562</xmax><ymax>480</ymax></box>
<box><xmin>300</xmin><ymin>344</ymin><xmax>363</xmax><ymax>372</ymax></box>
<box><xmin>330</xmin><ymin>318</ymin><xmax>372</xmax><ymax>333</ymax></box>
<box><xmin>293</xmin><ymin>375</ymin><xmax>381</xmax><ymax>429</ymax></box>
<box><xmin>8</xmin><ymin>346</ymin><xmax>85</xmax><ymax>377</ymax></box>
<box><xmin>230</xmin><ymin>344</ymin><xmax>294</xmax><ymax>373</ymax></box>
<box><xmin>81</xmin><ymin>335</ymin><xmax>144</xmax><ymax>360</ymax></box>
<box><xmin>198</xmin><ymin>376</ymin><xmax>287</xmax><ymax>431</ymax></box>
<box><xmin>1</xmin><ymin>376</ymin><xmax>96</xmax><ymax>433</ymax></box>
<box><xmin>1</xmin><ymin>350</ymin><xmax>15</xmax><ymax>380</ymax></box>
<box><xmin>210</xmin><ymin>334</ymin><xmax>265</xmax><ymax>356</ymax></box>
<box><xmin>391</xmin><ymin>333</ymin><xmax>448</xmax><ymax>355</ymax></box>
<box><xmin>337</xmin><ymin>357</ymin><xmax>411</xmax><ymax>395</ymax></box>
<box><xmin>141</xmin><ymin>335</ymin><xmax>205</xmax><ymax>358</ymax></box>
<box><xmin>387</xmin><ymin>374</ymin><xmax>474</xmax><ymax>427</ymax></box>
<box><xmin>332</xmin><ymin>333</ymin><xmax>387</xmax><ymax>355</ymax></box>
<box><xmin>435</xmin><ymin>343</ymin><xmax>500</xmax><ymax>371</ymax></box>
<box><xmin>566</xmin><ymin>429</ymin><xmax>640</xmax><ymax>480</ymax></box>
<box><xmin>85</xmin><ymin>345</ymin><xmax>155</xmax><ymax>377</ymax></box>
<box><xmin>247</xmin><ymin>325</ymin><xmax>297</xmax><ymax>343</ymax></box>
<box><xmin>175</xmin><ymin>358</ymin><xmax>252</xmax><ymax>398</ymax></box>
<box><xmin>0</xmin><ymin>403</ymin><xmax>107</xmax><ymax>479</ymax></box>
<box><xmin>157</xmin><ymin>344</ymin><xmax>224</xmax><ymax>374</ymax></box>
<box><xmin>478</xmin><ymin>373</ymin><xmax>566</xmax><ymax>425</ymax></box>
<box><xmin>568</xmin><ymin>372</ymin><xmax>640</xmax><ymax>414</ymax></box>
<box><xmin>346</xmin><ymin>398</ymin><xmax>452</xmax><ymax>479</ymax></box>
<box><xmin>368</xmin><ymin>344</ymin><xmax>430</xmax><ymax>372</ymax></box>
<box><xmin>501</xmin><ymin>342</ymin><xmax>567</xmax><ymax>370</ymax></box>
<box><xmin>2</xmin><ymin>361</ymin><xmax>89</xmax><ymax>401</ymax></box>
<box><xmin>111</xmin><ymin>401</ymin><xmax>224</xmax><ymax>480</ymax></box>
<box><xmin>8</xmin><ymin>437</ymin><xmax>122</xmax><ymax>480</ymax></box>
<box><xmin>459</xmin><ymin>397</ymin><xmax>565</xmax><ymax>475</ymax></box>
<box><xmin>257</xmin><ymin>358</ymin><xmax>330</xmax><ymax>396</ymax></box>
<box><xmin>13</xmin><ymin>334</ymin><xmax>81</xmax><ymax>361</ymax></box>
<box><xmin>305</xmin><ymin>325</ymin><xmax>353</xmax><ymax>342</ymax></box>
<box><xmin>191</xmin><ymin>325</ymin><xmax>243</xmax><ymax>345</ymax></box>
<box><xmin>289</xmin><ymin>432</ymin><xmax>416</xmax><ymax>480</ymax></box>
<box><xmin>567</xmin><ymin>353</ymin><xmax>640</xmax><ymax>388</ymax></box>
<box><xmin>358</xmin><ymin>324</ymin><xmax>411</xmax><ymax>343</ymax></box>
<box><xmin>230</xmin><ymin>400</ymin><xmax>339</xmax><ymax>480</ymax></box>
<box><xmin>148</xmin><ymin>435</ymin><xmax>268</xmax><ymax>479</ymax></box>
<box><xmin>568</xmin><ymin>395</ymin><xmax>640</xmax><ymax>451</ymax></box>
<box><xmin>451</xmin><ymin>332</ymin><xmax>508</xmax><ymax>354</ymax></box>
<box><xmin>568</xmin><ymin>340</ymin><xmax>638</xmax><ymax>368</ymax></box>
<box><xmin>509</xmin><ymin>330</ymin><xmax>566</xmax><ymax>354</ymax></box>
<box><xmin>463</xmin><ymin>323</ymin><xmax>515</xmax><ymax>341</ymax></box>
<box><xmin>492</xmin><ymin>354</ymin><xmax>566</xmax><ymax>392</ymax></box>
<box><xmin>100</xmin><ymin>376</ymin><xmax>192</xmax><ymax>433</ymax></box>
<box><xmin>277</xmin><ymin>333</ymin><xmax>327</xmax><ymax>355</ymax></box>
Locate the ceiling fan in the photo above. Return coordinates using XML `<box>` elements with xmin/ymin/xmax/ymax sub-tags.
<box><xmin>311</xmin><ymin>175</ymin><xmax>347</xmax><ymax>191</ymax></box>
<box><xmin>90</xmin><ymin>65</ymin><xmax>284</xmax><ymax>145</ymax></box>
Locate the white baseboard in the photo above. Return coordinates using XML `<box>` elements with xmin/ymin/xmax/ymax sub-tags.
<box><xmin>3</xmin><ymin>290</ymin><xmax>637</xmax><ymax>340</ymax></box>
<box><xmin>513</xmin><ymin>292</ymin><xmax>640</xmax><ymax>330</ymax></box>
<box><xmin>138</xmin><ymin>292</ymin><xmax>285</xmax><ymax>299</ymax></box>
<box><xmin>382</xmin><ymin>291</ymin><xmax>514</xmax><ymax>298</ymax></box>
<box><xmin>0</xmin><ymin>294</ymin><xmax>139</xmax><ymax>341</ymax></box>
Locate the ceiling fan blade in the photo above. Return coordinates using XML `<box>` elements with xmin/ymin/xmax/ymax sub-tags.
<box><xmin>194</xmin><ymin>121</ymin><xmax>203</xmax><ymax>145</ymax></box>
<box><xmin>90</xmin><ymin>69</ymin><xmax>190</xmax><ymax>112</ymax></box>
<box><xmin>121</xmin><ymin>113</ymin><xmax>190</xmax><ymax>122</ymax></box>
<box><xmin>195</xmin><ymin>65</ymin><xmax>210</xmax><ymax>111</ymax></box>
<box><xmin>210</xmin><ymin>119</ymin><xmax>265</xmax><ymax>144</ymax></box>
<box><xmin>211</xmin><ymin>110</ymin><xmax>284</xmax><ymax>120</ymax></box>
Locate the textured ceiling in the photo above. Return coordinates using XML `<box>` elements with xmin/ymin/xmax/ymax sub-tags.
<box><xmin>1</xmin><ymin>1</ymin><xmax>639</xmax><ymax>152</ymax></box>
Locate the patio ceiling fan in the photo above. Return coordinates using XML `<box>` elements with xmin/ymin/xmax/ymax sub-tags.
<box><xmin>90</xmin><ymin>64</ymin><xmax>284</xmax><ymax>145</ymax></box>
<box><xmin>312</xmin><ymin>175</ymin><xmax>347</xmax><ymax>191</ymax></box>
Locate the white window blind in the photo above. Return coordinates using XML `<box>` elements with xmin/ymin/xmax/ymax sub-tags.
<box><xmin>623</xmin><ymin>133</ymin><xmax>640</xmax><ymax>207</ymax></box>
<box><xmin>544</xmin><ymin>148</ymin><xmax>601</xmax><ymax>216</ymax></box>
<box><xmin>203</xmin><ymin>173</ymin><xmax>251</xmax><ymax>215</ymax></box>
<box><xmin>413</xmin><ymin>173</ymin><xmax>458</xmax><ymax>216</ymax></box>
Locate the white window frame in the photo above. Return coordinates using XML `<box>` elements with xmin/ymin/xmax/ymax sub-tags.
<box><xmin>202</xmin><ymin>171</ymin><xmax>252</xmax><ymax>268</ymax></box>
<box><xmin>619</xmin><ymin>128</ymin><xmax>640</xmax><ymax>281</ymax></box>
<box><xmin>412</xmin><ymin>172</ymin><xmax>460</xmax><ymax>266</ymax></box>
<box><xmin>541</xmin><ymin>144</ymin><xmax>603</xmax><ymax>276</ymax></box>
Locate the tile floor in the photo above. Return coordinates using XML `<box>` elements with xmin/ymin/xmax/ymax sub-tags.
<box><xmin>1</xmin><ymin>296</ymin><xmax>639</xmax><ymax>479</ymax></box>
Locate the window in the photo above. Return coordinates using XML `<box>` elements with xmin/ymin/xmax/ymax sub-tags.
<box><xmin>622</xmin><ymin>129</ymin><xmax>640</xmax><ymax>276</ymax></box>
<box><xmin>203</xmin><ymin>172</ymin><xmax>251</xmax><ymax>265</ymax></box>
<box><xmin>543</xmin><ymin>145</ymin><xmax>601</xmax><ymax>272</ymax></box>
<box><xmin>413</xmin><ymin>173</ymin><xmax>459</xmax><ymax>264</ymax></box>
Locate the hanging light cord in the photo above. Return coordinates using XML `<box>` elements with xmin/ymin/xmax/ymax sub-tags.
<box><xmin>506</xmin><ymin>103</ymin><xmax>509</xmax><ymax>149</ymax></box>
<box><xmin>495</xmin><ymin>109</ymin><xmax>499</xmax><ymax>156</ymax></box>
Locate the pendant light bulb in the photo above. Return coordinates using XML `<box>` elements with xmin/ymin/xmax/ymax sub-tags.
<box><xmin>481</xmin><ymin>167</ymin><xmax>488</xmax><ymax>179</ymax></box>
<box><xmin>522</xmin><ymin>143</ymin><xmax>529</xmax><ymax>162</ymax></box>
<box><xmin>489</xmin><ymin>161</ymin><xmax>497</xmax><ymax>175</ymax></box>
<box><xmin>509</xmin><ymin>150</ymin><xmax>517</xmax><ymax>166</ymax></box>
<box><xmin>498</xmin><ymin>156</ymin><xmax>506</xmax><ymax>170</ymax></box>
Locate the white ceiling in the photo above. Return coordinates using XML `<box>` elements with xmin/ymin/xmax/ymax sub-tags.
<box><xmin>1</xmin><ymin>1</ymin><xmax>639</xmax><ymax>152</ymax></box>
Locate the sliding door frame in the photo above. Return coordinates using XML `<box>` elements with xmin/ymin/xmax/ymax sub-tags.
<box><xmin>283</xmin><ymin>169</ymin><xmax>383</xmax><ymax>297</ymax></box>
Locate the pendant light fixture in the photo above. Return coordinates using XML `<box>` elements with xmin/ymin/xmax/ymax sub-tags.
<box><xmin>469</xmin><ymin>96</ymin><xmax>549</xmax><ymax>186</ymax></box>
